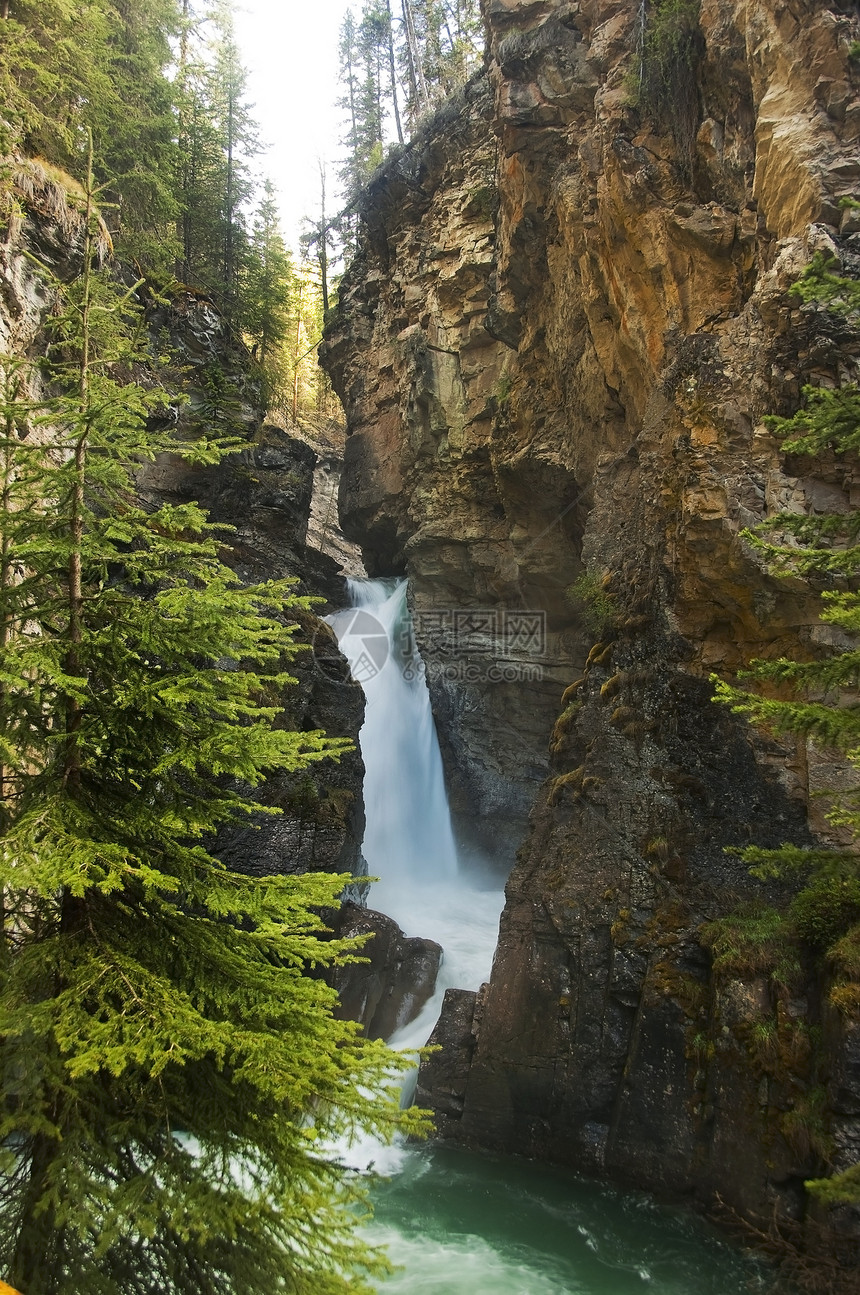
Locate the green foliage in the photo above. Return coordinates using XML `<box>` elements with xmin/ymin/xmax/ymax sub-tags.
<box><xmin>494</xmin><ymin>372</ymin><xmax>513</xmax><ymax>407</ymax></box>
<box><xmin>700</xmin><ymin>904</ymin><xmax>801</xmax><ymax>988</ymax></box>
<box><xmin>566</xmin><ymin>572</ymin><xmax>616</xmax><ymax>637</ymax></box>
<box><xmin>336</xmin><ymin>0</ymin><xmax>483</xmax><ymax>202</ymax></box>
<box><xmin>807</xmin><ymin>1162</ymin><xmax>860</xmax><ymax>1206</ymax></box>
<box><xmin>632</xmin><ymin>0</ymin><xmax>703</xmax><ymax>179</ymax></box>
<box><xmin>242</xmin><ymin>181</ymin><xmax>296</xmax><ymax>390</ymax></box>
<box><xmin>782</xmin><ymin>1088</ymin><xmax>833</xmax><ymax>1163</ymax></box>
<box><xmin>714</xmin><ymin>255</ymin><xmax>860</xmax><ymax>1209</ymax></box>
<box><xmin>790</xmin><ymin>876</ymin><xmax>860</xmax><ymax>951</ymax></box>
<box><xmin>0</xmin><ymin>153</ymin><xmax>426</xmax><ymax>1293</ymax></box>
<box><xmin>0</xmin><ymin>0</ymin><xmax>181</xmax><ymax>276</ymax></box>
<box><xmin>788</xmin><ymin>251</ymin><xmax>860</xmax><ymax>315</ymax></box>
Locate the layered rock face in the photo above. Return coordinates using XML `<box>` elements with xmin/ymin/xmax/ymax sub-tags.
<box><xmin>325</xmin><ymin>0</ymin><xmax>860</xmax><ymax>1232</ymax></box>
<box><xmin>322</xmin><ymin>77</ymin><xmax>574</xmax><ymax>862</ymax></box>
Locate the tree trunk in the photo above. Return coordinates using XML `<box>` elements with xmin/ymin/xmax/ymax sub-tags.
<box><xmin>224</xmin><ymin>87</ymin><xmax>235</xmax><ymax>310</ymax></box>
<box><xmin>11</xmin><ymin>1131</ymin><xmax>59</xmax><ymax>1292</ymax></box>
<box><xmin>402</xmin><ymin>0</ymin><xmax>431</xmax><ymax>114</ymax></box>
<box><xmin>292</xmin><ymin>278</ymin><xmax>304</xmax><ymax>423</ymax></box>
<box><xmin>385</xmin><ymin>0</ymin><xmax>404</xmax><ymax>144</ymax></box>
<box><xmin>318</xmin><ymin>164</ymin><xmax>329</xmax><ymax>315</ymax></box>
<box><xmin>65</xmin><ymin>137</ymin><xmax>97</xmax><ymax>793</ymax></box>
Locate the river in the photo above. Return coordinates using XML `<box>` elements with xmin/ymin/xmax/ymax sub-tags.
<box><xmin>328</xmin><ymin>578</ymin><xmax>763</xmax><ymax>1295</ymax></box>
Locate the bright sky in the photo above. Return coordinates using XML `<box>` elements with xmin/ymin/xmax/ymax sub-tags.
<box><xmin>232</xmin><ymin>0</ymin><xmax>355</xmax><ymax>250</ymax></box>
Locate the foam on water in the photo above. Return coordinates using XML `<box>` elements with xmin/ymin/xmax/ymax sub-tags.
<box><xmin>362</xmin><ymin>1226</ymin><xmax>582</xmax><ymax>1295</ymax></box>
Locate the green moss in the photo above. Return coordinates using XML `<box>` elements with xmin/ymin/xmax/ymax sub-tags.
<box><xmin>631</xmin><ymin>0</ymin><xmax>704</xmax><ymax>180</ymax></box>
<box><xmin>645</xmin><ymin>835</ymin><xmax>670</xmax><ymax>861</ymax></box>
<box><xmin>699</xmin><ymin>903</ymin><xmax>801</xmax><ymax>990</ymax></box>
<box><xmin>790</xmin><ymin>875</ymin><xmax>860</xmax><ymax>951</ymax></box>
<box><xmin>494</xmin><ymin>372</ymin><xmax>514</xmax><ymax>408</ymax></box>
<box><xmin>465</xmin><ymin>184</ymin><xmax>495</xmax><ymax>222</ymax></box>
<box><xmin>600</xmin><ymin>672</ymin><xmax>624</xmax><ymax>699</ymax></box>
<box><xmin>610</xmin><ymin>907</ymin><xmax>631</xmax><ymax>945</ymax></box>
<box><xmin>646</xmin><ymin>958</ymin><xmax>708</xmax><ymax>1017</ymax></box>
<box><xmin>567</xmin><ymin>573</ymin><xmax>616</xmax><ymax>637</ymax></box>
<box><xmin>550</xmin><ymin>700</ymin><xmax>582</xmax><ymax>754</ymax></box>
<box><xmin>561</xmin><ymin>677</ymin><xmax>586</xmax><ymax>705</ymax></box>
<box><xmin>319</xmin><ymin>787</ymin><xmax>355</xmax><ymax>825</ymax></box>
<box><xmin>781</xmin><ymin>1086</ymin><xmax>833</xmax><ymax>1163</ymax></box>
<box><xmin>548</xmin><ymin>766</ymin><xmax>584</xmax><ymax>806</ymax></box>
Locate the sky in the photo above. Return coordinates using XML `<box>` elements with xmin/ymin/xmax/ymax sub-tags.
<box><xmin>232</xmin><ymin>0</ymin><xmax>355</xmax><ymax>249</ymax></box>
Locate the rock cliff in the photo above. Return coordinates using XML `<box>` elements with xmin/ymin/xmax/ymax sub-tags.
<box><xmin>323</xmin><ymin>0</ymin><xmax>860</xmax><ymax>1245</ymax></box>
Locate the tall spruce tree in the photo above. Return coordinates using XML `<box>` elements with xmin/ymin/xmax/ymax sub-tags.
<box><xmin>0</xmin><ymin>0</ymin><xmax>182</xmax><ymax>277</ymax></box>
<box><xmin>210</xmin><ymin>0</ymin><xmax>258</xmax><ymax>316</ymax></box>
<box><xmin>0</xmin><ymin>147</ymin><xmax>425</xmax><ymax>1293</ymax></box>
<box><xmin>243</xmin><ymin>179</ymin><xmax>297</xmax><ymax>407</ymax></box>
<box><xmin>714</xmin><ymin>250</ymin><xmax>860</xmax><ymax>1208</ymax></box>
<box><xmin>335</xmin><ymin>0</ymin><xmax>482</xmax><ymax>201</ymax></box>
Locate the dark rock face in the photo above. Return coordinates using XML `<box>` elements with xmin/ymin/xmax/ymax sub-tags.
<box><xmin>419</xmin><ymin>662</ymin><xmax>814</xmax><ymax>1216</ymax></box>
<box><xmin>325</xmin><ymin>0</ymin><xmax>860</xmax><ymax>1241</ymax></box>
<box><xmin>415</xmin><ymin>988</ymin><xmax>481</xmax><ymax>1131</ymax></box>
<box><xmin>334</xmin><ymin>903</ymin><xmax>443</xmax><ymax>1040</ymax></box>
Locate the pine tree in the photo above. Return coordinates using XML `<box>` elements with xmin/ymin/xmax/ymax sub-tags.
<box><xmin>713</xmin><ymin>250</ymin><xmax>860</xmax><ymax>1208</ymax></box>
<box><xmin>0</xmin><ymin>0</ymin><xmax>182</xmax><ymax>276</ymax></box>
<box><xmin>0</xmin><ymin>145</ymin><xmax>425</xmax><ymax>1294</ymax></box>
<box><xmin>175</xmin><ymin>39</ymin><xmax>226</xmax><ymax>291</ymax></box>
<box><xmin>243</xmin><ymin>179</ymin><xmax>297</xmax><ymax>406</ymax></box>
<box><xmin>209</xmin><ymin>0</ymin><xmax>258</xmax><ymax>316</ymax></box>
<box><xmin>335</xmin><ymin>0</ymin><xmax>483</xmax><ymax>202</ymax></box>
<box><xmin>89</xmin><ymin>0</ymin><xmax>182</xmax><ymax>275</ymax></box>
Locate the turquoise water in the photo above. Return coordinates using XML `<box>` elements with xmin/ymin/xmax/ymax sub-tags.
<box><xmin>332</xmin><ymin>582</ymin><xmax>765</xmax><ymax>1295</ymax></box>
<box><xmin>366</xmin><ymin>1143</ymin><xmax>764</xmax><ymax>1295</ymax></box>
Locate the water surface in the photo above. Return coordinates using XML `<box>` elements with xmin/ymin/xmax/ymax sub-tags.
<box><xmin>367</xmin><ymin>1143</ymin><xmax>765</xmax><ymax>1295</ymax></box>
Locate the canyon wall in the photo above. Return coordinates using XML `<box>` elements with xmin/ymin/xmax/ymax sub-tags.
<box><xmin>323</xmin><ymin>0</ymin><xmax>860</xmax><ymax>1235</ymax></box>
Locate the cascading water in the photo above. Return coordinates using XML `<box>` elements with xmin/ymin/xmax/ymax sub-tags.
<box><xmin>328</xmin><ymin>578</ymin><xmax>505</xmax><ymax>1051</ymax></box>
<box><xmin>328</xmin><ymin>578</ymin><xmax>457</xmax><ymax>895</ymax></box>
<box><xmin>328</xmin><ymin>579</ymin><xmax>762</xmax><ymax>1295</ymax></box>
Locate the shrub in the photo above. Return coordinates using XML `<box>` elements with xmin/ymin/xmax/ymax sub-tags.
<box><xmin>633</xmin><ymin>0</ymin><xmax>704</xmax><ymax>179</ymax></box>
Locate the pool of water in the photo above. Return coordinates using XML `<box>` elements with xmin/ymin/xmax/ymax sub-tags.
<box><xmin>365</xmin><ymin>1142</ymin><xmax>765</xmax><ymax>1295</ymax></box>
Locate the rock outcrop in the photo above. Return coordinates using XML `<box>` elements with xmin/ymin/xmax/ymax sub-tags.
<box><xmin>334</xmin><ymin>903</ymin><xmax>443</xmax><ymax>1040</ymax></box>
<box><xmin>324</xmin><ymin>0</ymin><xmax>860</xmax><ymax>1239</ymax></box>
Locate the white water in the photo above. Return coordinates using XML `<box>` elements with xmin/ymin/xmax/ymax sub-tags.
<box><xmin>327</xmin><ymin>578</ymin><xmax>505</xmax><ymax>1059</ymax></box>
<box><xmin>327</xmin><ymin>579</ymin><xmax>760</xmax><ymax>1294</ymax></box>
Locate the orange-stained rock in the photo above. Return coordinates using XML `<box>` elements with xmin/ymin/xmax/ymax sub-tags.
<box><xmin>323</xmin><ymin>0</ymin><xmax>860</xmax><ymax>1239</ymax></box>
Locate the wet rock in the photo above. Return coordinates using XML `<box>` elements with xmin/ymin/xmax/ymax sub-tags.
<box><xmin>333</xmin><ymin>903</ymin><xmax>442</xmax><ymax>1040</ymax></box>
<box><xmin>415</xmin><ymin>988</ymin><xmax>480</xmax><ymax>1134</ymax></box>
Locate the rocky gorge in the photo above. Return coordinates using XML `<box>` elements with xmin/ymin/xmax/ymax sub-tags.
<box><xmin>321</xmin><ymin>0</ymin><xmax>860</xmax><ymax>1265</ymax></box>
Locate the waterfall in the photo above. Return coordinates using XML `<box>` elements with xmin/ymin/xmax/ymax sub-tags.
<box><xmin>327</xmin><ymin>578</ymin><xmax>457</xmax><ymax>906</ymax></box>
<box><xmin>327</xmin><ymin>577</ymin><xmax>504</xmax><ymax>1050</ymax></box>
